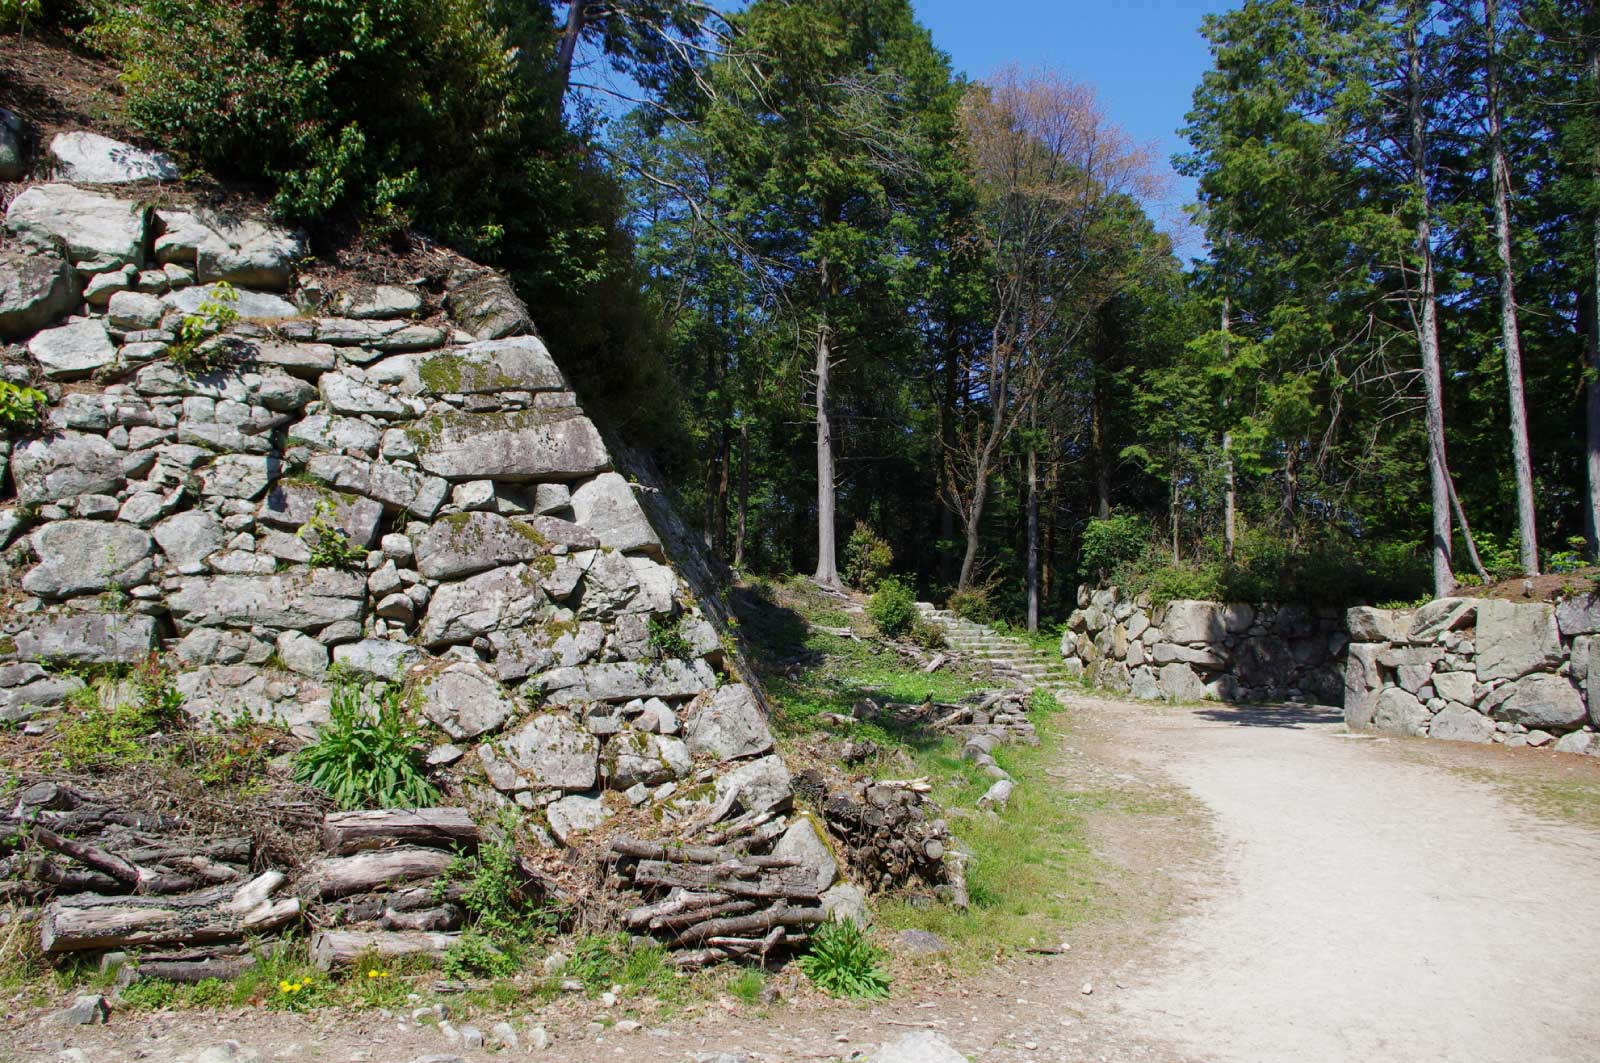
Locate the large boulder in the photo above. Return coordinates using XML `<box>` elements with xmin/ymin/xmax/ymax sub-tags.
<box><xmin>772</xmin><ymin>814</ymin><xmax>837</xmax><ymax>893</ymax></box>
<box><xmin>305</xmin><ymin>455</ymin><xmax>448</xmax><ymax>520</ymax></box>
<box><xmin>1159</xmin><ymin>600</ymin><xmax>1225</xmax><ymax>645</ymax></box>
<box><xmin>1475</xmin><ymin>600</ymin><xmax>1562</xmax><ymax>682</ymax></box>
<box><xmin>49</xmin><ymin>132</ymin><xmax>178</xmax><ymax>184</ymax></box>
<box><xmin>166</xmin><ymin>570</ymin><xmax>367</xmax><ymax>631</ymax></box>
<box><xmin>539</xmin><ymin>660</ymin><xmax>717</xmax><ymax>704</ymax></box>
<box><xmin>443</xmin><ymin>266</ymin><xmax>534</xmax><ymax>340</ymax></box>
<box><xmin>413</xmin><ymin>512</ymin><xmax>551</xmax><ymax>580</ymax></box>
<box><xmin>1427</xmin><ymin>705</ymin><xmax>1495</xmax><ymax>744</ymax></box>
<box><xmin>1556</xmin><ymin>593</ymin><xmax>1600</xmax><ymax>638</ymax></box>
<box><xmin>161</xmin><ymin>283</ymin><xmax>298</xmax><ymax>320</ymax></box>
<box><xmin>1408</xmin><ymin>597</ymin><xmax>1478</xmax><ymax>642</ymax></box>
<box><xmin>1157</xmin><ymin>662</ymin><xmax>1208</xmax><ymax>702</ymax></box>
<box><xmin>174</xmin><ymin>665</ymin><xmax>329</xmax><ymax>738</ymax></box>
<box><xmin>6</xmin><ymin>184</ymin><xmax>148</xmax><ymax>270</ymax></box>
<box><xmin>408</xmin><ymin>408</ymin><xmax>610</xmax><ymax>482</ymax></box>
<box><xmin>12</xmin><ymin>612</ymin><xmax>158</xmax><ymax>664</ymax></box>
<box><xmin>499</xmin><ymin>713</ymin><xmax>598</xmax><ymax>791</ymax></box>
<box><xmin>419</xmin><ymin>564</ymin><xmax>547</xmax><ymax>647</ymax></box>
<box><xmin>683</xmin><ymin>684</ymin><xmax>774</xmax><ymax>761</ymax></box>
<box><xmin>1371</xmin><ymin>687</ymin><xmax>1429</xmax><ymax>737</ymax></box>
<box><xmin>1482</xmin><ymin>674</ymin><xmax>1587</xmax><ymax>731</ymax></box>
<box><xmin>416</xmin><ymin>336</ymin><xmax>565</xmax><ymax>395</ymax></box>
<box><xmin>416</xmin><ymin>661</ymin><xmax>517</xmax><ymax>740</ymax></box>
<box><xmin>867</xmin><ymin>1032</ymin><xmax>967</xmax><ymax>1063</ymax></box>
<box><xmin>1346</xmin><ymin>606</ymin><xmax>1408</xmax><ymax>644</ymax></box>
<box><xmin>10</xmin><ymin>432</ymin><xmax>123</xmax><ymax>504</ymax></box>
<box><xmin>331</xmin><ymin>638</ymin><xmax>420</xmax><ymax>682</ymax></box>
<box><xmin>0</xmin><ymin>232</ymin><xmax>78</xmax><ymax>340</ymax></box>
<box><xmin>257</xmin><ymin>482</ymin><xmax>384</xmax><ymax>547</ymax></box>
<box><xmin>153</xmin><ymin>210</ymin><xmax>305</xmax><ymax>290</ymax></box>
<box><xmin>23</xmin><ymin>521</ymin><xmax>154</xmax><ymax>599</ymax></box>
<box><xmin>152</xmin><ymin>511</ymin><xmax>227</xmax><ymax>574</ymax></box>
<box><xmin>28</xmin><ymin>318</ymin><xmax>117</xmax><ymax>380</ymax></box>
<box><xmin>570</xmin><ymin>472</ymin><xmax>662</xmax><ymax>557</ymax></box>
<box><xmin>711</xmin><ymin>754</ymin><xmax>793</xmax><ymax>818</ymax></box>
<box><xmin>603</xmin><ymin>730</ymin><xmax>691</xmax><ymax>789</ymax></box>
<box><xmin>545</xmin><ymin>794</ymin><xmax>611</xmax><ymax>845</ymax></box>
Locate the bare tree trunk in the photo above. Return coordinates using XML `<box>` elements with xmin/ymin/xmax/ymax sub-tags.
<box><xmin>1221</xmin><ymin>294</ymin><xmax>1237</xmax><ymax>562</ymax></box>
<box><xmin>957</xmin><ymin>358</ymin><xmax>1007</xmax><ymax>591</ymax></box>
<box><xmin>1485</xmin><ymin>0</ymin><xmax>1540</xmax><ymax>574</ymax></box>
<box><xmin>939</xmin><ymin>337</ymin><xmax>960</xmax><ymax>586</ymax></box>
<box><xmin>1280</xmin><ymin>441</ymin><xmax>1300</xmax><ymax>544</ymax></box>
<box><xmin>714</xmin><ymin>424</ymin><xmax>731</xmax><ymax>560</ymax></box>
<box><xmin>1409</xmin><ymin>11</ymin><xmax>1456</xmax><ymax>598</ymax></box>
<box><xmin>813</xmin><ymin>260</ymin><xmax>840</xmax><ymax>588</ymax></box>
<box><xmin>1170</xmin><ymin>456</ymin><xmax>1180</xmax><ymax>566</ymax></box>
<box><xmin>554</xmin><ymin>1</ymin><xmax>588</xmax><ymax>95</ymax></box>
<box><xmin>1588</xmin><ymin>41</ymin><xmax>1600</xmax><ymax>561</ymax></box>
<box><xmin>1091</xmin><ymin>371</ymin><xmax>1111</xmax><ymax>519</ymax></box>
<box><xmin>735</xmin><ymin>422</ymin><xmax>749</xmax><ymax>569</ymax></box>
<box><xmin>1026</xmin><ymin>423</ymin><xmax>1039</xmax><ymax>633</ymax></box>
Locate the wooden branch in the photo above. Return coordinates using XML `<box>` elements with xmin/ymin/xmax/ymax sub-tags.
<box><xmin>650</xmin><ymin>899</ymin><xmax>755</xmax><ymax>931</ymax></box>
<box><xmin>320</xmin><ymin>809</ymin><xmax>478</xmax><ymax>856</ymax></box>
<box><xmin>674</xmin><ymin>903</ymin><xmax>826</xmax><ymax>946</ymax></box>
<box><xmin>632</xmin><ymin>860</ymin><xmax>820</xmax><ymax>901</ymax></box>
<box><xmin>610</xmin><ymin>838</ymin><xmax>799</xmax><ymax>869</ymax></box>
<box><xmin>624</xmin><ymin>889</ymin><xmax>730</xmax><ymax>929</ymax></box>
<box><xmin>309</xmin><ymin>929</ymin><xmax>459</xmax><ymax>970</ymax></box>
<box><xmin>40</xmin><ymin>871</ymin><xmax>300</xmax><ymax>953</ymax></box>
<box><xmin>297</xmin><ymin>847</ymin><xmax>455</xmax><ymax>900</ymax></box>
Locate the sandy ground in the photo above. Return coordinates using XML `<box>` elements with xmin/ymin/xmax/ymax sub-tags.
<box><xmin>17</xmin><ymin>692</ymin><xmax>1600</xmax><ymax>1063</ymax></box>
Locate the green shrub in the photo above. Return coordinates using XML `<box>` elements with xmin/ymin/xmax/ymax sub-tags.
<box><xmin>292</xmin><ymin>679</ymin><xmax>437</xmax><ymax>809</ymax></box>
<box><xmin>298</xmin><ymin>500</ymin><xmax>366</xmax><ymax>570</ymax></box>
<box><xmin>0</xmin><ymin>381</ymin><xmax>47</xmax><ymax>434</ymax></box>
<box><xmin>57</xmin><ymin>659</ymin><xmax>186</xmax><ymax>772</ymax></box>
<box><xmin>1547</xmin><ymin>535</ymin><xmax>1590</xmax><ymax>575</ymax></box>
<box><xmin>169</xmin><ymin>281</ymin><xmax>241</xmax><ymax>373</ymax></box>
<box><xmin>946</xmin><ymin>584</ymin><xmax>996</xmax><ymax>623</ymax></box>
<box><xmin>1080</xmin><ymin>511</ymin><xmax>1152</xmax><ymax>578</ymax></box>
<box><xmin>866</xmin><ymin>577</ymin><xmax>917</xmax><ymax>639</ymax></box>
<box><xmin>843</xmin><ymin>522</ymin><xmax>894</xmax><ymax>591</ymax></box>
<box><xmin>647</xmin><ymin>614</ymin><xmax>692</xmax><ymax>659</ymax></box>
<box><xmin>910</xmin><ymin>619</ymin><xmax>946</xmax><ymax>650</ymax></box>
<box><xmin>796</xmin><ymin>919</ymin><xmax>890</xmax><ymax>1000</ymax></box>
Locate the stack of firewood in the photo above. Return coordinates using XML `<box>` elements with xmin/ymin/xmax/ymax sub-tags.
<box><xmin>803</xmin><ymin>771</ymin><xmax>968</xmax><ymax>907</ymax></box>
<box><xmin>610</xmin><ymin>838</ymin><xmax>828</xmax><ymax>968</ymax></box>
<box><xmin>0</xmin><ymin>783</ymin><xmax>301</xmax><ymax>974</ymax></box>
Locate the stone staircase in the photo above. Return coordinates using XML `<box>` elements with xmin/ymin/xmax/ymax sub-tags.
<box><xmin>916</xmin><ymin>603</ymin><xmax>1078</xmax><ymax>693</ymax></box>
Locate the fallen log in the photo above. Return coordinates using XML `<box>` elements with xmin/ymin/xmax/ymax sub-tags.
<box><xmin>320</xmin><ymin>809</ymin><xmax>478</xmax><ymax>856</ymax></box>
<box><xmin>128</xmin><ymin>952</ymin><xmax>258</xmax><ymax>984</ymax></box>
<box><xmin>298</xmin><ymin>847</ymin><xmax>455</xmax><ymax>900</ymax></box>
<box><xmin>624</xmin><ymin>889</ymin><xmax>730</xmax><ymax>929</ymax></box>
<box><xmin>380</xmin><ymin>905</ymin><xmax>462</xmax><ymax>933</ymax></box>
<box><xmin>39</xmin><ymin>871</ymin><xmax>301</xmax><ymax>953</ymax></box>
<box><xmin>650</xmin><ymin>898</ymin><xmax>755</xmax><ymax>931</ymax></box>
<box><xmin>309</xmin><ymin>929</ymin><xmax>459</xmax><ymax>970</ymax></box>
<box><xmin>674</xmin><ymin>902</ymin><xmax>826</xmax><ymax>946</ymax></box>
<box><xmin>30</xmin><ymin>827</ymin><xmax>198</xmax><ymax>895</ymax></box>
<box><xmin>609</xmin><ymin>838</ymin><xmax>800</xmax><ymax>869</ymax></box>
<box><xmin>632</xmin><ymin>859</ymin><xmax>820</xmax><ymax>901</ymax></box>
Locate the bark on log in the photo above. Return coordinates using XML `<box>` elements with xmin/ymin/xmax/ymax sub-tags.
<box><xmin>380</xmin><ymin>905</ymin><xmax>462</xmax><ymax>933</ymax></box>
<box><xmin>40</xmin><ymin>871</ymin><xmax>300</xmax><ymax>953</ymax></box>
<box><xmin>309</xmin><ymin>929</ymin><xmax>459</xmax><ymax>970</ymax></box>
<box><xmin>130</xmin><ymin>954</ymin><xmax>258</xmax><ymax>984</ymax></box>
<box><xmin>298</xmin><ymin>847</ymin><xmax>455</xmax><ymax>900</ymax></box>
<box><xmin>609</xmin><ymin>838</ymin><xmax>799</xmax><ymax>869</ymax></box>
<box><xmin>674</xmin><ymin>903</ymin><xmax>826</xmax><ymax>946</ymax></box>
<box><xmin>320</xmin><ymin>809</ymin><xmax>478</xmax><ymax>856</ymax></box>
<box><xmin>624</xmin><ymin>890</ymin><xmax>730</xmax><ymax>929</ymax></box>
<box><xmin>632</xmin><ymin>860</ymin><xmax>820</xmax><ymax>901</ymax></box>
<box><xmin>651</xmin><ymin>899</ymin><xmax>755</xmax><ymax>930</ymax></box>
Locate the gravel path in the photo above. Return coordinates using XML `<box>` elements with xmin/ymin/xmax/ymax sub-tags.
<box><xmin>22</xmin><ymin>694</ymin><xmax>1600</xmax><ymax>1063</ymax></box>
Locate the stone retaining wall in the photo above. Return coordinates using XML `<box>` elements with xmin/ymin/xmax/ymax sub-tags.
<box><xmin>1344</xmin><ymin>596</ymin><xmax>1600</xmax><ymax>755</ymax></box>
<box><xmin>1059</xmin><ymin>585</ymin><xmax>1346</xmax><ymax>705</ymax></box>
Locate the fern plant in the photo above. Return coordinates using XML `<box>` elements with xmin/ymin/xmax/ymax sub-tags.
<box><xmin>292</xmin><ymin>680</ymin><xmax>437</xmax><ymax>809</ymax></box>
<box><xmin>796</xmin><ymin>919</ymin><xmax>891</xmax><ymax>1000</ymax></box>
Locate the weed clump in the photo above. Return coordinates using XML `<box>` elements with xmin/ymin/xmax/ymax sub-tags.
<box><xmin>292</xmin><ymin>679</ymin><xmax>437</xmax><ymax>809</ymax></box>
<box><xmin>796</xmin><ymin>918</ymin><xmax>891</xmax><ymax>999</ymax></box>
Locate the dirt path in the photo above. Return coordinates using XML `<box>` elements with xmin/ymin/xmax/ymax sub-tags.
<box><xmin>20</xmin><ymin>693</ymin><xmax>1600</xmax><ymax>1063</ymax></box>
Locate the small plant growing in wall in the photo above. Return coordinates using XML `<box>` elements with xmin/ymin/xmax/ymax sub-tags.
<box><xmin>0</xmin><ymin>381</ymin><xmax>47</xmax><ymax>435</ymax></box>
<box><xmin>293</xmin><ymin>678</ymin><xmax>437</xmax><ymax>809</ymax></box>
<box><xmin>169</xmin><ymin>281</ymin><xmax>241</xmax><ymax>373</ymax></box>
<box><xmin>647</xmin><ymin>614</ymin><xmax>692</xmax><ymax>660</ymax></box>
<box><xmin>298</xmin><ymin>500</ymin><xmax>366</xmax><ymax>569</ymax></box>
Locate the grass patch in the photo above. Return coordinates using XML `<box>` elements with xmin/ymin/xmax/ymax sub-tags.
<box><xmin>1443</xmin><ymin>764</ymin><xmax>1600</xmax><ymax>832</ymax></box>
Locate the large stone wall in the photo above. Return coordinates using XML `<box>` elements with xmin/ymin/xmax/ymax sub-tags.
<box><xmin>1060</xmin><ymin>586</ymin><xmax>1346</xmax><ymax>705</ymax></box>
<box><xmin>1344</xmin><ymin>596</ymin><xmax>1600</xmax><ymax>755</ymax></box>
<box><xmin>0</xmin><ymin>133</ymin><xmax>796</xmax><ymax>853</ymax></box>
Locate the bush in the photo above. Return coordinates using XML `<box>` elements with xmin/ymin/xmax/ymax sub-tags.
<box><xmin>946</xmin><ymin>584</ymin><xmax>996</xmax><ymax>623</ymax></box>
<box><xmin>292</xmin><ymin>679</ymin><xmax>437</xmax><ymax>809</ymax></box>
<box><xmin>796</xmin><ymin>919</ymin><xmax>890</xmax><ymax>1000</ymax></box>
<box><xmin>843</xmin><ymin>522</ymin><xmax>894</xmax><ymax>591</ymax></box>
<box><xmin>1080</xmin><ymin>511</ymin><xmax>1152</xmax><ymax>578</ymax></box>
<box><xmin>866</xmin><ymin>577</ymin><xmax>917</xmax><ymax>639</ymax></box>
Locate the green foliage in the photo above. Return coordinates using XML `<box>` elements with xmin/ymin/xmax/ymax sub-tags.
<box><xmin>298</xmin><ymin>500</ymin><xmax>366</xmax><ymax>570</ymax></box>
<box><xmin>169</xmin><ymin>281</ymin><xmax>241</xmax><ymax>373</ymax></box>
<box><xmin>292</xmin><ymin>679</ymin><xmax>437</xmax><ymax>809</ymax></box>
<box><xmin>563</xmin><ymin>933</ymin><xmax>676</xmax><ymax>997</ymax></box>
<box><xmin>436</xmin><ymin>814</ymin><xmax>555</xmax><ymax>977</ymax></box>
<box><xmin>646</xmin><ymin>614</ymin><xmax>692</xmax><ymax>660</ymax></box>
<box><xmin>0</xmin><ymin>382</ymin><xmax>47</xmax><ymax>433</ymax></box>
<box><xmin>866</xmin><ymin>577</ymin><xmax>918</xmax><ymax>639</ymax></box>
<box><xmin>843</xmin><ymin>522</ymin><xmax>894</xmax><ymax>591</ymax></box>
<box><xmin>910</xmin><ymin>619</ymin><xmax>947</xmax><ymax>650</ymax></box>
<box><xmin>725</xmin><ymin>966</ymin><xmax>765</xmax><ymax>1004</ymax></box>
<box><xmin>796</xmin><ymin>919</ymin><xmax>891</xmax><ymax>1000</ymax></box>
<box><xmin>1547</xmin><ymin>536</ymin><xmax>1591</xmax><ymax>575</ymax></box>
<box><xmin>1080</xmin><ymin>513</ymin><xmax>1152</xmax><ymax>579</ymax></box>
<box><xmin>0</xmin><ymin>0</ymin><xmax>42</xmax><ymax>31</ymax></box>
<box><xmin>442</xmin><ymin>930</ymin><xmax>519</xmax><ymax>980</ymax></box>
<box><xmin>56</xmin><ymin>659</ymin><xmax>186</xmax><ymax>772</ymax></box>
<box><xmin>946</xmin><ymin>584</ymin><xmax>996</xmax><ymax>624</ymax></box>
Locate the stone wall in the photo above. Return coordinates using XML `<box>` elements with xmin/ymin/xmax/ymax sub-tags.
<box><xmin>1344</xmin><ymin>596</ymin><xmax>1600</xmax><ymax>755</ymax></box>
<box><xmin>1059</xmin><ymin>585</ymin><xmax>1347</xmax><ymax>705</ymax></box>
<box><xmin>0</xmin><ymin>132</ymin><xmax>797</xmax><ymax>854</ymax></box>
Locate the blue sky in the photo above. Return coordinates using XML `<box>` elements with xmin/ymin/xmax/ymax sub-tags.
<box><xmin>911</xmin><ymin>0</ymin><xmax>1237</xmax><ymax>255</ymax></box>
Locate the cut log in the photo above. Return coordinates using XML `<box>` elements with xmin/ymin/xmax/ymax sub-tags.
<box><xmin>624</xmin><ymin>889</ymin><xmax>730</xmax><ymax>929</ymax></box>
<box><xmin>309</xmin><ymin>929</ymin><xmax>459</xmax><ymax>970</ymax></box>
<box><xmin>40</xmin><ymin>871</ymin><xmax>301</xmax><ymax>953</ymax></box>
<box><xmin>674</xmin><ymin>902</ymin><xmax>826</xmax><ymax>946</ymax></box>
<box><xmin>129</xmin><ymin>953</ymin><xmax>258</xmax><ymax>984</ymax></box>
<box><xmin>650</xmin><ymin>899</ymin><xmax>755</xmax><ymax>931</ymax></box>
<box><xmin>380</xmin><ymin>905</ymin><xmax>462</xmax><ymax>933</ymax></box>
<box><xmin>298</xmin><ymin>847</ymin><xmax>455</xmax><ymax>900</ymax></box>
<box><xmin>609</xmin><ymin>838</ymin><xmax>799</xmax><ymax>869</ymax></box>
<box><xmin>632</xmin><ymin>860</ymin><xmax>820</xmax><ymax>901</ymax></box>
<box><xmin>320</xmin><ymin>808</ymin><xmax>478</xmax><ymax>856</ymax></box>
